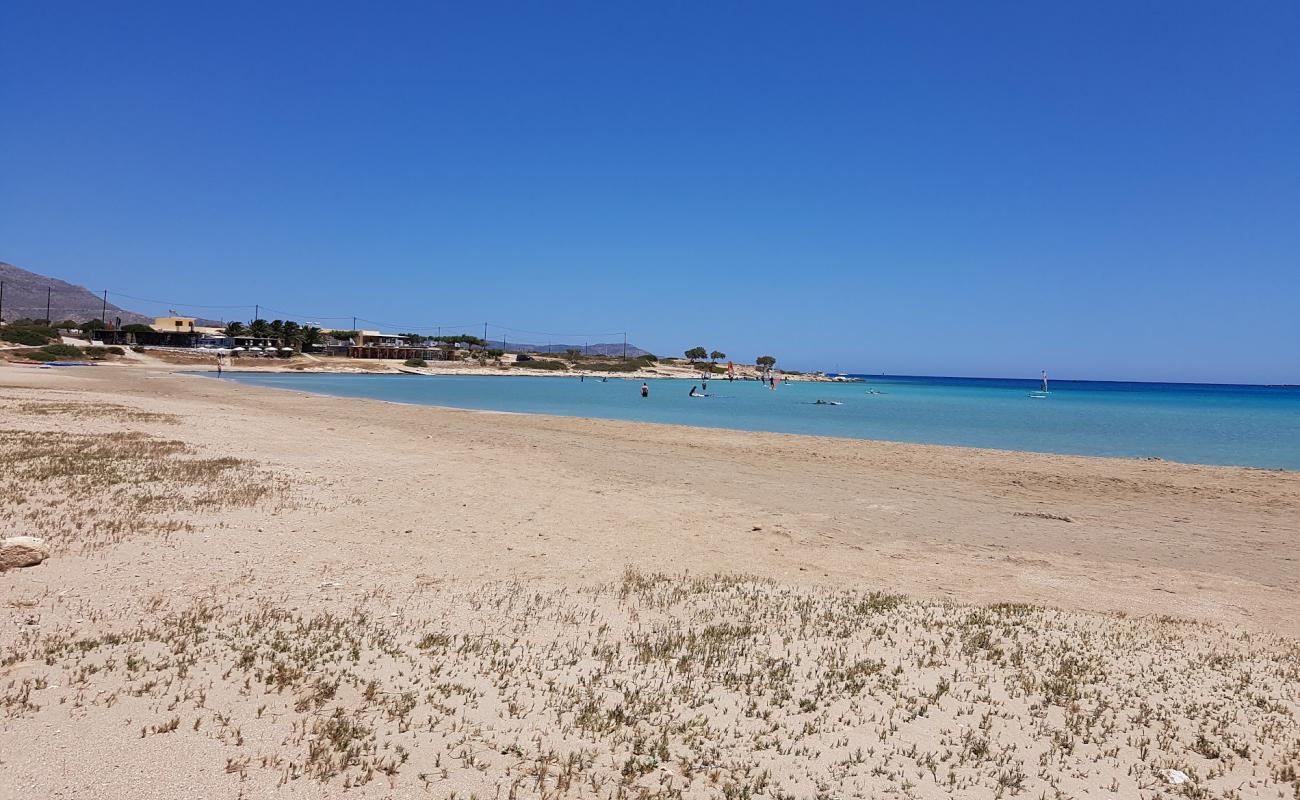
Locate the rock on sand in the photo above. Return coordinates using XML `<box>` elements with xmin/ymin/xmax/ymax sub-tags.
<box><xmin>0</xmin><ymin>536</ymin><xmax>49</xmax><ymax>570</ymax></box>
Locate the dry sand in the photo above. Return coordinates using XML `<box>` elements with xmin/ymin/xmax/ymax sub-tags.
<box><xmin>2</xmin><ymin>363</ymin><xmax>1298</xmax><ymax>799</ymax></box>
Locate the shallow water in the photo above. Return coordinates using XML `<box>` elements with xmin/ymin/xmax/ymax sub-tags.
<box><xmin>218</xmin><ymin>372</ymin><xmax>1300</xmax><ymax>469</ymax></box>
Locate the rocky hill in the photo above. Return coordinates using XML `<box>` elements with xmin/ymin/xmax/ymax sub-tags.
<box><xmin>0</xmin><ymin>262</ymin><xmax>151</xmax><ymax>326</ymax></box>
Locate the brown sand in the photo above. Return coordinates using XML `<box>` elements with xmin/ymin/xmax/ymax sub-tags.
<box><xmin>2</xmin><ymin>363</ymin><xmax>1298</xmax><ymax>798</ymax></box>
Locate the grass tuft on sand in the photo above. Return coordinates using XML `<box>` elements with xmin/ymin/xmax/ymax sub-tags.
<box><xmin>4</xmin><ymin>570</ymin><xmax>1298</xmax><ymax>798</ymax></box>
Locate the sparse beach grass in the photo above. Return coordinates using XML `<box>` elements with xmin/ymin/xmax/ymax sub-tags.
<box><xmin>0</xmin><ymin>400</ymin><xmax>287</xmax><ymax>553</ymax></box>
<box><xmin>4</xmin><ymin>570</ymin><xmax>1298</xmax><ymax>798</ymax></box>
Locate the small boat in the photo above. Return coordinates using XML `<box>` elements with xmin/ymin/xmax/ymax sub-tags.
<box><xmin>1028</xmin><ymin>369</ymin><xmax>1050</xmax><ymax>398</ymax></box>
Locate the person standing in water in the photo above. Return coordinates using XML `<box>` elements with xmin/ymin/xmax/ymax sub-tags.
<box><xmin>640</xmin><ymin>382</ymin><xmax>649</xmax><ymax>398</ymax></box>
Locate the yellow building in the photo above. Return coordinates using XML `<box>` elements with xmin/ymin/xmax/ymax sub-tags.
<box><xmin>152</xmin><ymin>316</ymin><xmax>196</xmax><ymax>333</ymax></box>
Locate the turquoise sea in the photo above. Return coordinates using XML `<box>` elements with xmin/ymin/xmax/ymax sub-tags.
<box><xmin>218</xmin><ymin>373</ymin><xmax>1300</xmax><ymax>470</ymax></box>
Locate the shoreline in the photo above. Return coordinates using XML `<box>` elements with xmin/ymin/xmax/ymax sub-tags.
<box><xmin>207</xmin><ymin>367</ymin><xmax>1299</xmax><ymax>473</ymax></box>
<box><xmin>4</xmin><ymin>361</ymin><xmax>1298</xmax><ymax>634</ymax></box>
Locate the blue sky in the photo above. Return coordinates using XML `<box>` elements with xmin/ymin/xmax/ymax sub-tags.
<box><xmin>2</xmin><ymin>2</ymin><xmax>1297</xmax><ymax>383</ymax></box>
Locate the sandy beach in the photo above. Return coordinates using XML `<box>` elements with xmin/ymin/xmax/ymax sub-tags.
<box><xmin>3</xmin><ymin>363</ymin><xmax>1298</xmax><ymax>798</ymax></box>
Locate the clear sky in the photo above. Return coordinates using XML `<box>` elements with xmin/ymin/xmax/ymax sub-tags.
<box><xmin>2</xmin><ymin>2</ymin><xmax>1297</xmax><ymax>383</ymax></box>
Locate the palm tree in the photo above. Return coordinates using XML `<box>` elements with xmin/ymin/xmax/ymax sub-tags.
<box><xmin>249</xmin><ymin>318</ymin><xmax>271</xmax><ymax>338</ymax></box>
<box><xmin>301</xmin><ymin>326</ymin><xmax>323</xmax><ymax>351</ymax></box>
<box><xmin>281</xmin><ymin>320</ymin><xmax>302</xmax><ymax>349</ymax></box>
<box><xmin>223</xmin><ymin>321</ymin><xmax>246</xmax><ymax>337</ymax></box>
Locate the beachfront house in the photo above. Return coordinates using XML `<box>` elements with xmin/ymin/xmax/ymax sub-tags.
<box><xmin>344</xmin><ymin>330</ymin><xmax>450</xmax><ymax>360</ymax></box>
<box><xmin>153</xmin><ymin>315</ymin><xmax>196</xmax><ymax>333</ymax></box>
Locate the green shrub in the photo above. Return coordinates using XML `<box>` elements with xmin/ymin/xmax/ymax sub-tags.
<box><xmin>106</xmin><ymin>346</ymin><xmax>125</xmax><ymax>355</ymax></box>
<box><xmin>517</xmin><ymin>359</ymin><xmax>567</xmax><ymax>371</ymax></box>
<box><xmin>41</xmin><ymin>343</ymin><xmax>84</xmax><ymax>359</ymax></box>
<box><xmin>403</xmin><ymin>358</ymin><xmax>427</xmax><ymax>367</ymax></box>
<box><xmin>0</xmin><ymin>324</ymin><xmax>58</xmax><ymax>346</ymax></box>
<box><xmin>584</xmin><ymin>361</ymin><xmax>640</xmax><ymax>372</ymax></box>
<box><xmin>120</xmin><ymin>324</ymin><xmax>154</xmax><ymax>333</ymax></box>
<box><xmin>24</xmin><ymin>350</ymin><xmax>59</xmax><ymax>362</ymax></box>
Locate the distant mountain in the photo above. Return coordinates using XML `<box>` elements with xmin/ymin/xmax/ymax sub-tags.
<box><xmin>0</xmin><ymin>262</ymin><xmax>153</xmax><ymax>326</ymax></box>
<box><xmin>0</xmin><ymin>262</ymin><xmax>227</xmax><ymax>327</ymax></box>
<box><xmin>487</xmin><ymin>339</ymin><xmax>652</xmax><ymax>358</ymax></box>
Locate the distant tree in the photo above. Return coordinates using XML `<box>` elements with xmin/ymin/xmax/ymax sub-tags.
<box><xmin>710</xmin><ymin>350</ymin><xmax>726</xmax><ymax>363</ymax></box>
<box><xmin>79</xmin><ymin>319</ymin><xmax>106</xmax><ymax>333</ymax></box>
<box><xmin>565</xmin><ymin>347</ymin><xmax>582</xmax><ymax>359</ymax></box>
<box><xmin>56</xmin><ymin>319</ymin><xmax>80</xmax><ymax>330</ymax></box>
<box><xmin>756</xmin><ymin>355</ymin><xmax>777</xmax><ymax>369</ymax></box>
<box><xmin>223</xmin><ymin>321</ymin><xmax>246</xmax><ymax>337</ymax></box>
<box><xmin>434</xmin><ymin>334</ymin><xmax>485</xmax><ymax>348</ymax></box>
<box><xmin>121</xmin><ymin>323</ymin><xmax>154</xmax><ymax>334</ymax></box>
<box><xmin>487</xmin><ymin>348</ymin><xmax>505</xmax><ymax>359</ymax></box>
<box><xmin>402</xmin><ymin>332</ymin><xmax>426</xmax><ymax>345</ymax></box>
<box><xmin>269</xmin><ymin>320</ymin><xmax>285</xmax><ymax>339</ymax></box>
<box><xmin>328</xmin><ymin>329</ymin><xmax>359</xmax><ymax>341</ymax></box>
<box><xmin>248</xmin><ymin>318</ymin><xmax>271</xmax><ymax>337</ymax></box>
<box><xmin>684</xmin><ymin>346</ymin><xmax>708</xmax><ymax>363</ymax></box>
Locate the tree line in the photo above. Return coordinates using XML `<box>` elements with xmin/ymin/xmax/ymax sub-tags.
<box><xmin>684</xmin><ymin>347</ymin><xmax>776</xmax><ymax>370</ymax></box>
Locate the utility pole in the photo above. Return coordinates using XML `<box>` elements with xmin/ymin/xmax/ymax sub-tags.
<box><xmin>352</xmin><ymin>316</ymin><xmax>357</xmax><ymax>332</ymax></box>
<box><xmin>0</xmin><ymin>280</ymin><xmax>5</xmax><ymax>323</ymax></box>
<box><xmin>45</xmin><ymin>287</ymin><xmax>51</xmax><ymax>324</ymax></box>
<box><xmin>483</xmin><ymin>321</ymin><xmax>488</xmax><ymax>345</ymax></box>
<box><xmin>101</xmin><ymin>290</ymin><xmax>108</xmax><ymax>324</ymax></box>
<box><xmin>254</xmin><ymin>304</ymin><xmax>259</xmax><ymax>322</ymax></box>
<box><xmin>623</xmin><ymin>332</ymin><xmax>627</xmax><ymax>361</ymax></box>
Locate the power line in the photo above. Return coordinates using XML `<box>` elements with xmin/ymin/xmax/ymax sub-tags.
<box><xmin>487</xmin><ymin>322</ymin><xmax>626</xmax><ymax>338</ymax></box>
<box><xmin>106</xmin><ymin>290</ymin><xmax>253</xmax><ymax>310</ymax></box>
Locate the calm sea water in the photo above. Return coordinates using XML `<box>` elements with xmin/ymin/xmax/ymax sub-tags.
<box><xmin>218</xmin><ymin>372</ymin><xmax>1300</xmax><ymax>470</ymax></box>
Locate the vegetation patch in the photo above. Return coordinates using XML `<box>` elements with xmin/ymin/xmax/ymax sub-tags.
<box><xmin>0</xmin><ymin>320</ymin><xmax>59</xmax><ymax>346</ymax></box>
<box><xmin>5</xmin><ymin>570</ymin><xmax>1298</xmax><ymax>797</ymax></box>
<box><xmin>515</xmin><ymin>359</ymin><xmax>567</xmax><ymax>371</ymax></box>
<box><xmin>0</xmin><ymin>396</ymin><xmax>288</xmax><ymax>551</ymax></box>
